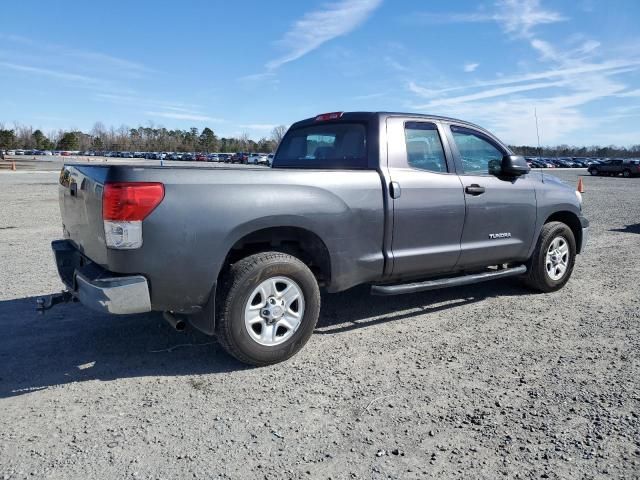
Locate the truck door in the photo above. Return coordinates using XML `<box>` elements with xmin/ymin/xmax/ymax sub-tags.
<box><xmin>445</xmin><ymin>124</ymin><xmax>537</xmax><ymax>268</ymax></box>
<box><xmin>386</xmin><ymin>117</ymin><xmax>465</xmax><ymax>278</ymax></box>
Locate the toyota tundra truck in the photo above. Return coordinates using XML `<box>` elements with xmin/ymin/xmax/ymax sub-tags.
<box><xmin>46</xmin><ymin>112</ymin><xmax>589</xmax><ymax>365</ymax></box>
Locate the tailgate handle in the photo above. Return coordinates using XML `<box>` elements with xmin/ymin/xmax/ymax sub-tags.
<box><xmin>70</xmin><ymin>182</ymin><xmax>77</xmax><ymax>197</ymax></box>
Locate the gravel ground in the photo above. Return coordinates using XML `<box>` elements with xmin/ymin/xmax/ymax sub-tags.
<box><xmin>0</xmin><ymin>168</ymin><xmax>638</xmax><ymax>480</ymax></box>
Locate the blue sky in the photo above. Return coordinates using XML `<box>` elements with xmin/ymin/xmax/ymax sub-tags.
<box><xmin>1</xmin><ymin>0</ymin><xmax>639</xmax><ymax>146</ymax></box>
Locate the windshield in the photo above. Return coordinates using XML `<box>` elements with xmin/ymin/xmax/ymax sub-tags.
<box><xmin>274</xmin><ymin>123</ymin><xmax>367</xmax><ymax>169</ymax></box>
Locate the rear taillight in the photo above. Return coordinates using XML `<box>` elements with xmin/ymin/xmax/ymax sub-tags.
<box><xmin>102</xmin><ymin>182</ymin><xmax>164</xmax><ymax>249</ymax></box>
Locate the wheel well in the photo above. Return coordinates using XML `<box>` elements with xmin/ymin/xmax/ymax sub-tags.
<box><xmin>220</xmin><ymin>227</ymin><xmax>331</xmax><ymax>285</ymax></box>
<box><xmin>545</xmin><ymin>211</ymin><xmax>583</xmax><ymax>253</ymax></box>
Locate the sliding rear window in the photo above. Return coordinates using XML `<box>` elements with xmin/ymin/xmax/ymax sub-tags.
<box><xmin>274</xmin><ymin>123</ymin><xmax>367</xmax><ymax>169</ymax></box>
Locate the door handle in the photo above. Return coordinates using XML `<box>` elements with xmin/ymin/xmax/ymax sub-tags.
<box><xmin>465</xmin><ymin>184</ymin><xmax>485</xmax><ymax>195</ymax></box>
<box><xmin>390</xmin><ymin>181</ymin><xmax>401</xmax><ymax>199</ymax></box>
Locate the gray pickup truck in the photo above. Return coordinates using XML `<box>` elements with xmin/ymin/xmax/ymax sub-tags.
<box><xmin>47</xmin><ymin>112</ymin><xmax>588</xmax><ymax>365</ymax></box>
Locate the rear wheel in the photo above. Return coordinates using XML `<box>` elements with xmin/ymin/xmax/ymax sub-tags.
<box><xmin>522</xmin><ymin>222</ymin><xmax>576</xmax><ymax>292</ymax></box>
<box><xmin>216</xmin><ymin>252</ymin><xmax>320</xmax><ymax>366</ymax></box>
<box><xmin>589</xmin><ymin>168</ymin><xmax>598</xmax><ymax>176</ymax></box>
<box><xmin>623</xmin><ymin>169</ymin><xmax>631</xmax><ymax>178</ymax></box>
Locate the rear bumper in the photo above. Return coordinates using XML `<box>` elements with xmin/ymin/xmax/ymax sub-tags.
<box><xmin>52</xmin><ymin>240</ymin><xmax>151</xmax><ymax>314</ymax></box>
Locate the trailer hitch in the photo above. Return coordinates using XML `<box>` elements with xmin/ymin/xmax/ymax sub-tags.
<box><xmin>36</xmin><ymin>291</ymin><xmax>75</xmax><ymax>314</ymax></box>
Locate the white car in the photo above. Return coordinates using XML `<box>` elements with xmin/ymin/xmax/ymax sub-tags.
<box><xmin>248</xmin><ymin>153</ymin><xmax>270</xmax><ymax>165</ymax></box>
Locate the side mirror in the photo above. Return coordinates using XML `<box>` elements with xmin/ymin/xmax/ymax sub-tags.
<box><xmin>500</xmin><ymin>155</ymin><xmax>530</xmax><ymax>177</ymax></box>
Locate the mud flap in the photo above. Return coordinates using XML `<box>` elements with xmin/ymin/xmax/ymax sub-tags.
<box><xmin>187</xmin><ymin>285</ymin><xmax>216</xmax><ymax>335</ymax></box>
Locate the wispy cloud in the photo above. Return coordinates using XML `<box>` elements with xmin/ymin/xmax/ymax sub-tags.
<box><xmin>0</xmin><ymin>61</ymin><xmax>105</xmax><ymax>86</ymax></box>
<box><xmin>238</xmin><ymin>123</ymin><xmax>277</xmax><ymax>130</ymax></box>
<box><xmin>0</xmin><ymin>33</ymin><xmax>153</xmax><ymax>77</ymax></box>
<box><xmin>96</xmin><ymin>93</ymin><xmax>201</xmax><ymax>113</ymax></box>
<box><xmin>353</xmin><ymin>91</ymin><xmax>387</xmax><ymax>100</ymax></box>
<box><xmin>265</xmin><ymin>0</ymin><xmax>382</xmax><ymax>70</ymax></box>
<box><xmin>463</xmin><ymin>63</ymin><xmax>479</xmax><ymax>73</ymax></box>
<box><xmin>405</xmin><ymin>1</ymin><xmax>640</xmax><ymax>144</ymax></box>
<box><xmin>239</xmin><ymin>72</ymin><xmax>277</xmax><ymax>82</ymax></box>
<box><xmin>145</xmin><ymin>111</ymin><xmax>225</xmax><ymax>123</ymax></box>
<box><xmin>409</xmin><ymin>0</ymin><xmax>566</xmax><ymax>38</ymax></box>
<box><xmin>409</xmin><ymin>59</ymin><xmax>640</xmax><ymax>100</ymax></box>
<box><xmin>414</xmin><ymin>80</ymin><xmax>569</xmax><ymax>108</ymax></box>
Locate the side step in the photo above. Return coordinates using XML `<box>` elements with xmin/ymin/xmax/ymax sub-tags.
<box><xmin>371</xmin><ymin>265</ymin><xmax>527</xmax><ymax>296</ymax></box>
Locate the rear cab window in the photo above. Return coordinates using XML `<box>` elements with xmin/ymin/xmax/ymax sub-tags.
<box><xmin>404</xmin><ymin>122</ymin><xmax>447</xmax><ymax>173</ymax></box>
<box><xmin>273</xmin><ymin>123</ymin><xmax>367</xmax><ymax>169</ymax></box>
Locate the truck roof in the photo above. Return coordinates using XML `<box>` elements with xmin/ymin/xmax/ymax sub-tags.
<box><xmin>291</xmin><ymin>111</ymin><xmax>491</xmax><ymax>134</ymax></box>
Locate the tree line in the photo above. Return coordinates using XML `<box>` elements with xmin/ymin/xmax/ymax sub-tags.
<box><xmin>0</xmin><ymin>122</ymin><xmax>289</xmax><ymax>153</ymax></box>
<box><xmin>0</xmin><ymin>121</ymin><xmax>638</xmax><ymax>157</ymax></box>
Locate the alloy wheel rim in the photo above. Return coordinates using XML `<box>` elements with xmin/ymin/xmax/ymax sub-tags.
<box><xmin>545</xmin><ymin>236</ymin><xmax>569</xmax><ymax>281</ymax></box>
<box><xmin>244</xmin><ymin>276</ymin><xmax>305</xmax><ymax>346</ymax></box>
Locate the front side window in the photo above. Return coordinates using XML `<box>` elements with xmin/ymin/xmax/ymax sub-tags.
<box><xmin>451</xmin><ymin>126</ymin><xmax>504</xmax><ymax>175</ymax></box>
<box><xmin>404</xmin><ymin>122</ymin><xmax>447</xmax><ymax>173</ymax></box>
<box><xmin>274</xmin><ymin>123</ymin><xmax>366</xmax><ymax>168</ymax></box>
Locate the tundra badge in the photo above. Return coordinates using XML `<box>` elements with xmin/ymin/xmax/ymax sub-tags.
<box><xmin>489</xmin><ymin>232</ymin><xmax>512</xmax><ymax>239</ymax></box>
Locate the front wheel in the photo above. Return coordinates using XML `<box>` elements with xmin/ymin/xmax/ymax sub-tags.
<box><xmin>623</xmin><ymin>169</ymin><xmax>631</xmax><ymax>178</ymax></box>
<box><xmin>522</xmin><ymin>221</ymin><xmax>576</xmax><ymax>292</ymax></box>
<box><xmin>216</xmin><ymin>252</ymin><xmax>321</xmax><ymax>366</ymax></box>
<box><xmin>589</xmin><ymin>168</ymin><xmax>598</xmax><ymax>176</ymax></box>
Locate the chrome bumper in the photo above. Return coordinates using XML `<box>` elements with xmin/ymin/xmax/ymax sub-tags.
<box><xmin>52</xmin><ymin>240</ymin><xmax>152</xmax><ymax>315</ymax></box>
<box><xmin>75</xmin><ymin>273</ymin><xmax>151</xmax><ymax>314</ymax></box>
<box><xmin>578</xmin><ymin>214</ymin><xmax>589</xmax><ymax>253</ymax></box>
<box><xmin>580</xmin><ymin>226</ymin><xmax>589</xmax><ymax>253</ymax></box>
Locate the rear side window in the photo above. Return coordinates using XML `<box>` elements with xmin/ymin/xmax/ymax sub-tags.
<box><xmin>274</xmin><ymin>123</ymin><xmax>367</xmax><ymax>168</ymax></box>
<box><xmin>450</xmin><ymin>126</ymin><xmax>504</xmax><ymax>175</ymax></box>
<box><xmin>404</xmin><ymin>122</ymin><xmax>447</xmax><ymax>173</ymax></box>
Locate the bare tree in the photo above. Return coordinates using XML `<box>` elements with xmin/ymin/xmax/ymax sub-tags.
<box><xmin>270</xmin><ymin>125</ymin><xmax>288</xmax><ymax>146</ymax></box>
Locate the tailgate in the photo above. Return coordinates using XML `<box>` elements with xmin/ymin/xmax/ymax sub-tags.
<box><xmin>59</xmin><ymin>165</ymin><xmax>109</xmax><ymax>265</ymax></box>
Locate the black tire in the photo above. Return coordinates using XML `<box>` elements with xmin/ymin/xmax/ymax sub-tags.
<box><xmin>589</xmin><ymin>168</ymin><xmax>598</xmax><ymax>176</ymax></box>
<box><xmin>216</xmin><ymin>252</ymin><xmax>320</xmax><ymax>366</ymax></box>
<box><xmin>522</xmin><ymin>221</ymin><xmax>576</xmax><ymax>293</ymax></box>
<box><xmin>623</xmin><ymin>169</ymin><xmax>631</xmax><ymax>178</ymax></box>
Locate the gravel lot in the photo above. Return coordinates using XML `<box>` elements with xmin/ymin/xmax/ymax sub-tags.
<box><xmin>0</xmin><ymin>167</ymin><xmax>638</xmax><ymax>479</ymax></box>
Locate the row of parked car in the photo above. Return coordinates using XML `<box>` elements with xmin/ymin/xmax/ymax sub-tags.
<box><xmin>0</xmin><ymin>149</ymin><xmax>274</xmax><ymax>166</ymax></box>
<box><xmin>525</xmin><ymin>156</ymin><xmax>640</xmax><ymax>177</ymax></box>
<box><xmin>524</xmin><ymin>157</ymin><xmax>615</xmax><ymax>168</ymax></box>
<box><xmin>101</xmin><ymin>151</ymin><xmax>274</xmax><ymax>165</ymax></box>
<box><xmin>587</xmin><ymin>158</ymin><xmax>640</xmax><ymax>177</ymax></box>
<box><xmin>3</xmin><ymin>149</ymin><xmax>55</xmax><ymax>156</ymax></box>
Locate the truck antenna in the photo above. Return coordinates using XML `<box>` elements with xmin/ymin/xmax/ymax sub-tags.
<box><xmin>534</xmin><ymin>108</ymin><xmax>542</xmax><ymax>160</ymax></box>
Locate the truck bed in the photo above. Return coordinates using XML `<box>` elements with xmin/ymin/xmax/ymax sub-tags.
<box><xmin>58</xmin><ymin>164</ymin><xmax>387</xmax><ymax>313</ymax></box>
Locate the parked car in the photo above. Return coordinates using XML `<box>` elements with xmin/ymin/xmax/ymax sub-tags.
<box><xmin>46</xmin><ymin>111</ymin><xmax>588</xmax><ymax>366</ymax></box>
<box><xmin>231</xmin><ymin>152</ymin><xmax>248</xmax><ymax>164</ymax></box>
<box><xmin>260</xmin><ymin>154</ymin><xmax>274</xmax><ymax>166</ymax></box>
<box><xmin>195</xmin><ymin>153</ymin><xmax>208</xmax><ymax>161</ymax></box>
<box><xmin>589</xmin><ymin>159</ymin><xmax>640</xmax><ymax>177</ymax></box>
<box><xmin>247</xmin><ymin>153</ymin><xmax>269</xmax><ymax>165</ymax></box>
